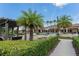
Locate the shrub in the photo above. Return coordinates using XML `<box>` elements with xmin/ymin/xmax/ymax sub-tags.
<box><xmin>0</xmin><ymin>36</ymin><xmax>58</xmax><ymax>56</ymax></box>
<box><xmin>73</xmin><ymin>37</ymin><xmax>79</xmax><ymax>48</ymax></box>
<box><xmin>73</xmin><ymin>36</ymin><xmax>79</xmax><ymax>55</ymax></box>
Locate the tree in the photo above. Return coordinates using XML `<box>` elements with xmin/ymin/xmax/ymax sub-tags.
<box><xmin>24</xmin><ymin>9</ymin><xmax>43</xmax><ymax>40</ymax></box>
<box><xmin>52</xmin><ymin>16</ymin><xmax>60</xmax><ymax>36</ymax></box>
<box><xmin>57</xmin><ymin>15</ymin><xmax>72</xmax><ymax>33</ymax></box>
<box><xmin>17</xmin><ymin>9</ymin><xmax>44</xmax><ymax>41</ymax></box>
<box><xmin>46</xmin><ymin>20</ymin><xmax>53</xmax><ymax>26</ymax></box>
<box><xmin>16</xmin><ymin>16</ymin><xmax>28</xmax><ymax>40</ymax></box>
<box><xmin>53</xmin><ymin>20</ymin><xmax>56</xmax><ymax>25</ymax></box>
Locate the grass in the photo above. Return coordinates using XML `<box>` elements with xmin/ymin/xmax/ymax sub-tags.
<box><xmin>0</xmin><ymin>36</ymin><xmax>59</xmax><ymax>56</ymax></box>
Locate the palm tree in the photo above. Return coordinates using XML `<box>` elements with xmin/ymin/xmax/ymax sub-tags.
<box><xmin>46</xmin><ymin>20</ymin><xmax>53</xmax><ymax>26</ymax></box>
<box><xmin>53</xmin><ymin>20</ymin><xmax>56</xmax><ymax>25</ymax></box>
<box><xmin>24</xmin><ymin>9</ymin><xmax>43</xmax><ymax>40</ymax></box>
<box><xmin>16</xmin><ymin>16</ymin><xmax>28</xmax><ymax>40</ymax></box>
<box><xmin>57</xmin><ymin>15</ymin><xmax>72</xmax><ymax>33</ymax></box>
<box><xmin>17</xmin><ymin>9</ymin><xmax>43</xmax><ymax>41</ymax></box>
<box><xmin>53</xmin><ymin>20</ymin><xmax>57</xmax><ymax>33</ymax></box>
<box><xmin>53</xmin><ymin>16</ymin><xmax>60</xmax><ymax>36</ymax></box>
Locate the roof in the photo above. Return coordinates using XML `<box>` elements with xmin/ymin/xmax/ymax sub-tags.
<box><xmin>0</xmin><ymin>17</ymin><xmax>17</xmax><ymax>28</ymax></box>
<box><xmin>43</xmin><ymin>24</ymin><xmax>79</xmax><ymax>30</ymax></box>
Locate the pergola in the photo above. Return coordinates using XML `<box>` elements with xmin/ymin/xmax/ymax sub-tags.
<box><xmin>0</xmin><ymin>17</ymin><xmax>17</xmax><ymax>35</ymax></box>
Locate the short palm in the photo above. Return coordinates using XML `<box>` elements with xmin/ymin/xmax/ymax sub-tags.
<box><xmin>17</xmin><ymin>9</ymin><xmax>43</xmax><ymax>40</ymax></box>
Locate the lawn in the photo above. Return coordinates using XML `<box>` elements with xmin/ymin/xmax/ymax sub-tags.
<box><xmin>0</xmin><ymin>36</ymin><xmax>59</xmax><ymax>56</ymax></box>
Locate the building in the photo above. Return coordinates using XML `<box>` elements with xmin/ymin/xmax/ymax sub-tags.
<box><xmin>38</xmin><ymin>24</ymin><xmax>79</xmax><ymax>34</ymax></box>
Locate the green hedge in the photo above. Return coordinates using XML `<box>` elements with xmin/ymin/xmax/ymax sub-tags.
<box><xmin>73</xmin><ymin>37</ymin><xmax>79</xmax><ymax>48</ymax></box>
<box><xmin>73</xmin><ymin>36</ymin><xmax>79</xmax><ymax>55</ymax></box>
<box><xmin>0</xmin><ymin>36</ymin><xmax>58</xmax><ymax>56</ymax></box>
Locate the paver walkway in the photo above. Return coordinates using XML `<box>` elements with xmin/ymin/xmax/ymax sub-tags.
<box><xmin>50</xmin><ymin>39</ymin><xmax>76</xmax><ymax>56</ymax></box>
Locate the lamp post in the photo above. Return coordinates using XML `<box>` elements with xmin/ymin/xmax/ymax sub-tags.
<box><xmin>56</xmin><ymin>16</ymin><xmax>59</xmax><ymax>37</ymax></box>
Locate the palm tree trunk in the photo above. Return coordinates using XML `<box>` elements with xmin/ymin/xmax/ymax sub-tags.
<box><xmin>63</xmin><ymin>28</ymin><xmax>66</xmax><ymax>34</ymax></box>
<box><xmin>24</xmin><ymin>26</ymin><xmax>27</xmax><ymax>40</ymax></box>
<box><xmin>29</xmin><ymin>27</ymin><xmax>33</xmax><ymax>41</ymax></box>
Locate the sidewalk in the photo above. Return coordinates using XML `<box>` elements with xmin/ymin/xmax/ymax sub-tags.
<box><xmin>50</xmin><ymin>39</ymin><xmax>76</xmax><ymax>56</ymax></box>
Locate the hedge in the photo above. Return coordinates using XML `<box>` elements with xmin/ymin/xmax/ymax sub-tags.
<box><xmin>0</xmin><ymin>36</ymin><xmax>58</xmax><ymax>56</ymax></box>
<box><xmin>73</xmin><ymin>36</ymin><xmax>79</xmax><ymax>55</ymax></box>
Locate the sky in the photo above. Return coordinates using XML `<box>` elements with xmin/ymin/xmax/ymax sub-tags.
<box><xmin>0</xmin><ymin>3</ymin><xmax>79</xmax><ymax>26</ymax></box>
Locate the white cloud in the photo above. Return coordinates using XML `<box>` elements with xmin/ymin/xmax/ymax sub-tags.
<box><xmin>53</xmin><ymin>3</ymin><xmax>68</xmax><ymax>8</ymax></box>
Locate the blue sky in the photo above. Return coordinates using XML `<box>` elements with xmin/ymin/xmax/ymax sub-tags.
<box><xmin>0</xmin><ymin>3</ymin><xmax>79</xmax><ymax>26</ymax></box>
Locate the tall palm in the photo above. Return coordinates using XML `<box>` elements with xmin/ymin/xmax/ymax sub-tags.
<box><xmin>46</xmin><ymin>20</ymin><xmax>53</xmax><ymax>26</ymax></box>
<box><xmin>53</xmin><ymin>20</ymin><xmax>57</xmax><ymax>33</ymax></box>
<box><xmin>46</xmin><ymin>21</ymin><xmax>49</xmax><ymax>27</ymax></box>
<box><xmin>53</xmin><ymin>20</ymin><xmax>56</xmax><ymax>25</ymax></box>
<box><xmin>57</xmin><ymin>15</ymin><xmax>72</xmax><ymax>33</ymax></box>
<box><xmin>53</xmin><ymin>16</ymin><xmax>60</xmax><ymax>36</ymax></box>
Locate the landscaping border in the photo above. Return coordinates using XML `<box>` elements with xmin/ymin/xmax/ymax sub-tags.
<box><xmin>48</xmin><ymin>39</ymin><xmax>60</xmax><ymax>56</ymax></box>
<box><xmin>72</xmin><ymin>37</ymin><xmax>79</xmax><ymax>56</ymax></box>
<box><xmin>0</xmin><ymin>36</ymin><xmax>59</xmax><ymax>56</ymax></box>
